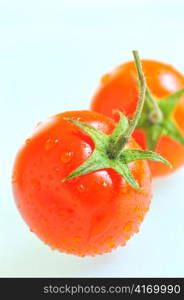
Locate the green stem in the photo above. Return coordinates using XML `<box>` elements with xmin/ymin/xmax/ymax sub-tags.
<box><xmin>107</xmin><ymin>50</ymin><xmax>146</xmax><ymax>159</ymax></box>
<box><xmin>146</xmin><ymin>88</ymin><xmax>163</xmax><ymax>123</ymax></box>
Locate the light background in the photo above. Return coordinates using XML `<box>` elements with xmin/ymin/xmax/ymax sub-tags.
<box><xmin>1</xmin><ymin>0</ymin><xmax>184</xmax><ymax>277</ymax></box>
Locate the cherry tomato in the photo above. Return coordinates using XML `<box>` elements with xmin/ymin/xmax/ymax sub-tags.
<box><xmin>12</xmin><ymin>110</ymin><xmax>151</xmax><ymax>256</ymax></box>
<box><xmin>91</xmin><ymin>60</ymin><xmax>184</xmax><ymax>177</ymax></box>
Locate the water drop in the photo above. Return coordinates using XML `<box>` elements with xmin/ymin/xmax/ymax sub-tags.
<box><xmin>60</xmin><ymin>151</ymin><xmax>73</xmax><ymax>163</ymax></box>
<box><xmin>102</xmin><ymin>182</ymin><xmax>108</xmax><ymax>187</ymax></box>
<box><xmin>11</xmin><ymin>175</ymin><xmax>17</xmax><ymax>184</ymax></box>
<box><xmin>104</xmin><ymin>237</ymin><xmax>114</xmax><ymax>247</ymax></box>
<box><xmin>135</xmin><ymin>227</ymin><xmax>140</xmax><ymax>233</ymax></box>
<box><xmin>120</xmin><ymin>241</ymin><xmax>126</xmax><ymax>247</ymax></box>
<box><xmin>125</xmin><ymin>234</ymin><xmax>131</xmax><ymax>241</ymax></box>
<box><xmin>31</xmin><ymin>178</ymin><xmax>41</xmax><ymax>190</ymax></box>
<box><xmin>44</xmin><ymin>138</ymin><xmax>55</xmax><ymax>151</ymax></box>
<box><xmin>77</xmin><ymin>184</ymin><xmax>85</xmax><ymax>192</ymax></box>
<box><xmin>92</xmin><ymin>248</ymin><xmax>99</xmax><ymax>254</ymax></box>
<box><xmin>25</xmin><ymin>138</ymin><xmax>31</xmax><ymax>144</ymax></box>
<box><xmin>138</xmin><ymin>215</ymin><xmax>144</xmax><ymax>222</ymax></box>
<box><xmin>100</xmin><ymin>73</ymin><xmax>111</xmax><ymax>84</ymax></box>
<box><xmin>108</xmin><ymin>241</ymin><xmax>115</xmax><ymax>248</ymax></box>
<box><xmin>53</xmin><ymin>166</ymin><xmax>60</xmax><ymax>172</ymax></box>
<box><xmin>134</xmin><ymin>206</ymin><xmax>142</xmax><ymax>214</ymax></box>
<box><xmin>144</xmin><ymin>207</ymin><xmax>150</xmax><ymax>212</ymax></box>
<box><xmin>124</xmin><ymin>222</ymin><xmax>133</xmax><ymax>233</ymax></box>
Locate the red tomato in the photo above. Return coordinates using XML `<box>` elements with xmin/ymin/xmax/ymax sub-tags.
<box><xmin>91</xmin><ymin>60</ymin><xmax>184</xmax><ymax>177</ymax></box>
<box><xmin>12</xmin><ymin>110</ymin><xmax>152</xmax><ymax>256</ymax></box>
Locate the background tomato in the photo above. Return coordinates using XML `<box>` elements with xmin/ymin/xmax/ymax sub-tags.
<box><xmin>91</xmin><ymin>60</ymin><xmax>184</xmax><ymax>177</ymax></box>
<box><xmin>12</xmin><ymin>110</ymin><xmax>152</xmax><ymax>256</ymax></box>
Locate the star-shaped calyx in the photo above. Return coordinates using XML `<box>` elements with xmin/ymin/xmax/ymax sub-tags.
<box><xmin>63</xmin><ymin>51</ymin><xmax>171</xmax><ymax>190</ymax></box>
<box><xmin>64</xmin><ymin>112</ymin><xmax>170</xmax><ymax>190</ymax></box>
<box><xmin>137</xmin><ymin>88</ymin><xmax>184</xmax><ymax>150</ymax></box>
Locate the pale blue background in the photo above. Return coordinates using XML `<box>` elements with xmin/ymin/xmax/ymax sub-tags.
<box><xmin>1</xmin><ymin>0</ymin><xmax>184</xmax><ymax>277</ymax></box>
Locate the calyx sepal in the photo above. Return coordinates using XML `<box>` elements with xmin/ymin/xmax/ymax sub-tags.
<box><xmin>138</xmin><ymin>88</ymin><xmax>184</xmax><ymax>150</ymax></box>
<box><xmin>63</xmin><ymin>112</ymin><xmax>171</xmax><ymax>190</ymax></box>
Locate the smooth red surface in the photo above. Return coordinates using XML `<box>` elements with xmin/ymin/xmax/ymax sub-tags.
<box><xmin>12</xmin><ymin>110</ymin><xmax>152</xmax><ymax>256</ymax></box>
<box><xmin>91</xmin><ymin>60</ymin><xmax>184</xmax><ymax>177</ymax></box>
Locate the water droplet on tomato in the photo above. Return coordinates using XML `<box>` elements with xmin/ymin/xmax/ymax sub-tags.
<box><xmin>104</xmin><ymin>237</ymin><xmax>113</xmax><ymax>244</ymax></box>
<box><xmin>77</xmin><ymin>184</ymin><xmax>85</xmax><ymax>192</ymax></box>
<box><xmin>44</xmin><ymin>138</ymin><xmax>55</xmax><ymax>151</ymax></box>
<box><xmin>102</xmin><ymin>182</ymin><xmax>107</xmax><ymax>187</ymax></box>
<box><xmin>134</xmin><ymin>206</ymin><xmax>142</xmax><ymax>214</ymax></box>
<box><xmin>25</xmin><ymin>138</ymin><xmax>31</xmax><ymax>144</ymax></box>
<box><xmin>135</xmin><ymin>227</ymin><xmax>139</xmax><ymax>233</ymax></box>
<box><xmin>31</xmin><ymin>178</ymin><xmax>41</xmax><ymax>190</ymax></box>
<box><xmin>53</xmin><ymin>166</ymin><xmax>60</xmax><ymax>172</ymax></box>
<box><xmin>138</xmin><ymin>215</ymin><xmax>144</xmax><ymax>222</ymax></box>
<box><xmin>11</xmin><ymin>175</ymin><xmax>17</xmax><ymax>184</ymax></box>
<box><xmin>144</xmin><ymin>207</ymin><xmax>149</xmax><ymax>212</ymax></box>
<box><xmin>100</xmin><ymin>73</ymin><xmax>111</xmax><ymax>84</ymax></box>
<box><xmin>108</xmin><ymin>241</ymin><xmax>115</xmax><ymax>248</ymax></box>
<box><xmin>44</xmin><ymin>138</ymin><xmax>59</xmax><ymax>151</ymax></box>
<box><xmin>120</xmin><ymin>240</ymin><xmax>126</xmax><ymax>246</ymax></box>
<box><xmin>60</xmin><ymin>151</ymin><xmax>73</xmax><ymax>163</ymax></box>
<box><xmin>125</xmin><ymin>234</ymin><xmax>131</xmax><ymax>241</ymax></box>
<box><xmin>124</xmin><ymin>222</ymin><xmax>133</xmax><ymax>233</ymax></box>
<box><xmin>77</xmin><ymin>250</ymin><xmax>85</xmax><ymax>257</ymax></box>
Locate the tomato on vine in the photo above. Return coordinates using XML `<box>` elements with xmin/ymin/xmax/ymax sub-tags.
<box><xmin>91</xmin><ymin>59</ymin><xmax>184</xmax><ymax>176</ymax></box>
<box><xmin>12</xmin><ymin>52</ymin><xmax>169</xmax><ymax>256</ymax></box>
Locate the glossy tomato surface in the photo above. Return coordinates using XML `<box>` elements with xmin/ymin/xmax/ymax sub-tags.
<box><xmin>91</xmin><ymin>60</ymin><xmax>184</xmax><ymax>177</ymax></box>
<box><xmin>12</xmin><ymin>110</ymin><xmax>152</xmax><ymax>256</ymax></box>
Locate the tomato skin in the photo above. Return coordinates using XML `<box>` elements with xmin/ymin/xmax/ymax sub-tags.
<box><xmin>91</xmin><ymin>60</ymin><xmax>184</xmax><ymax>177</ymax></box>
<box><xmin>12</xmin><ymin>110</ymin><xmax>152</xmax><ymax>256</ymax></box>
